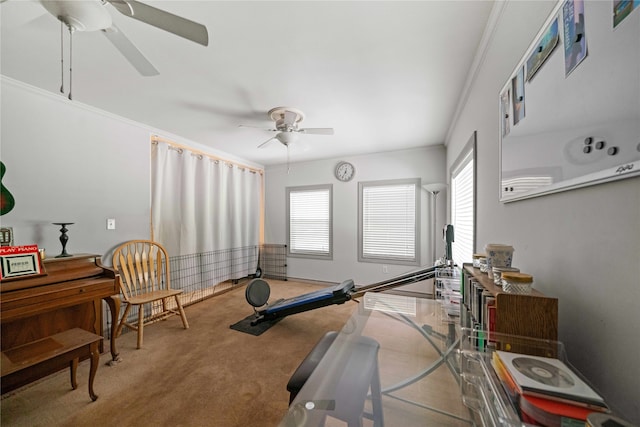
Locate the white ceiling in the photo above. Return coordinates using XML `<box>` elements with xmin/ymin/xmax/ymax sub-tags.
<box><xmin>1</xmin><ymin>0</ymin><xmax>495</xmax><ymax>166</ymax></box>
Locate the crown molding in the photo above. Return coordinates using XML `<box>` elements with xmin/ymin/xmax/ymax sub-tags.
<box><xmin>444</xmin><ymin>1</ymin><xmax>507</xmax><ymax>146</ymax></box>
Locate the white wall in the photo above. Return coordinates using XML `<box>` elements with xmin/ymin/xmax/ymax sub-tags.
<box><xmin>1</xmin><ymin>80</ymin><xmax>151</xmax><ymax>259</ymax></box>
<box><xmin>264</xmin><ymin>146</ymin><xmax>446</xmax><ymax>286</ymax></box>
<box><xmin>446</xmin><ymin>1</ymin><xmax>640</xmax><ymax>423</ymax></box>
<box><xmin>0</xmin><ymin>78</ymin><xmax>262</xmax><ymax>263</ymax></box>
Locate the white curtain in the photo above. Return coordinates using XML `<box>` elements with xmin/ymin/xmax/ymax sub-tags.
<box><xmin>151</xmin><ymin>141</ymin><xmax>261</xmax><ymax>259</ymax></box>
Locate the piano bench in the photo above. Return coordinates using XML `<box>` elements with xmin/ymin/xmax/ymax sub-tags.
<box><xmin>1</xmin><ymin>328</ymin><xmax>103</xmax><ymax>401</ymax></box>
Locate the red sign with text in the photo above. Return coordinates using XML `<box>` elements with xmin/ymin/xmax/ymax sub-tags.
<box><xmin>0</xmin><ymin>245</ymin><xmax>42</xmax><ymax>280</ymax></box>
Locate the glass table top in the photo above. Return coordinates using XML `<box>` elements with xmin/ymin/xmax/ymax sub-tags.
<box><xmin>279</xmin><ymin>291</ymin><xmax>474</xmax><ymax>427</ymax></box>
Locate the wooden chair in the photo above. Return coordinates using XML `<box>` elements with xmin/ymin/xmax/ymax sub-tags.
<box><xmin>112</xmin><ymin>240</ymin><xmax>189</xmax><ymax>349</ymax></box>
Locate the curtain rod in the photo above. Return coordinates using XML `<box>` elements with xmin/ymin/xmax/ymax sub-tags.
<box><xmin>151</xmin><ymin>135</ymin><xmax>263</xmax><ymax>175</ymax></box>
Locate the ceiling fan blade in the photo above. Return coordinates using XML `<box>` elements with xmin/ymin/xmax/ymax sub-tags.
<box><xmin>102</xmin><ymin>25</ymin><xmax>159</xmax><ymax>76</ymax></box>
<box><xmin>257</xmin><ymin>137</ymin><xmax>276</xmax><ymax>148</ymax></box>
<box><xmin>108</xmin><ymin>0</ymin><xmax>209</xmax><ymax>46</ymax></box>
<box><xmin>299</xmin><ymin>128</ymin><xmax>335</xmax><ymax>135</ymax></box>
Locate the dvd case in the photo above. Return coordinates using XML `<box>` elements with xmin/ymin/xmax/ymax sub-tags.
<box><xmin>495</xmin><ymin>351</ymin><xmax>607</xmax><ymax>410</ymax></box>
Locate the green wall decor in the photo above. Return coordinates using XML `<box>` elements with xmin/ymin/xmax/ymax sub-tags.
<box><xmin>1</xmin><ymin>162</ymin><xmax>16</xmax><ymax>216</ymax></box>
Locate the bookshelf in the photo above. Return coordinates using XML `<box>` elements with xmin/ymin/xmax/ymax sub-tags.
<box><xmin>462</xmin><ymin>264</ymin><xmax>558</xmax><ymax>341</ymax></box>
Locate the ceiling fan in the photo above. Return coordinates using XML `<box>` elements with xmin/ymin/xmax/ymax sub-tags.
<box><xmin>17</xmin><ymin>0</ymin><xmax>209</xmax><ymax>98</ymax></box>
<box><xmin>241</xmin><ymin>107</ymin><xmax>334</xmax><ymax>149</ymax></box>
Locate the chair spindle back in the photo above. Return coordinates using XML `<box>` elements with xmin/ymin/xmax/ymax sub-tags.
<box><xmin>113</xmin><ymin>240</ymin><xmax>171</xmax><ymax>298</ymax></box>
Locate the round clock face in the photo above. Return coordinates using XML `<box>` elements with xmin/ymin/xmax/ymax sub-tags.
<box><xmin>335</xmin><ymin>161</ymin><xmax>355</xmax><ymax>182</ymax></box>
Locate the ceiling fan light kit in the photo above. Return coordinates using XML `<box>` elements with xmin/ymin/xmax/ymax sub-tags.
<box><xmin>41</xmin><ymin>1</ymin><xmax>113</xmax><ymax>32</ymax></box>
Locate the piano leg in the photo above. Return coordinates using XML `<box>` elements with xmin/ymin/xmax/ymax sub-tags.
<box><xmin>104</xmin><ymin>295</ymin><xmax>121</xmax><ymax>363</ymax></box>
<box><xmin>88</xmin><ymin>340</ymin><xmax>99</xmax><ymax>401</ymax></box>
<box><xmin>70</xmin><ymin>357</ymin><xmax>78</xmax><ymax>389</ymax></box>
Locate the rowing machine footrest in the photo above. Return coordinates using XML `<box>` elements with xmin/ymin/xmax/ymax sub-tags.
<box><xmin>246</xmin><ymin>278</ymin><xmax>270</xmax><ymax>308</ymax></box>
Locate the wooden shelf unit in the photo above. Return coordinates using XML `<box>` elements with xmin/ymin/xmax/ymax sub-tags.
<box><xmin>462</xmin><ymin>264</ymin><xmax>558</xmax><ymax>341</ymax></box>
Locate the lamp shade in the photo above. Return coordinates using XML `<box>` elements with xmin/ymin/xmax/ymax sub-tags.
<box><xmin>422</xmin><ymin>183</ymin><xmax>447</xmax><ymax>194</ymax></box>
<box><xmin>276</xmin><ymin>132</ymin><xmax>298</xmax><ymax>145</ymax></box>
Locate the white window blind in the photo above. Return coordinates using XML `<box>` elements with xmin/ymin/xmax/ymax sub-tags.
<box><xmin>287</xmin><ymin>185</ymin><xmax>332</xmax><ymax>259</ymax></box>
<box><xmin>451</xmin><ymin>135</ymin><xmax>476</xmax><ymax>267</ymax></box>
<box><xmin>359</xmin><ymin>179</ymin><xmax>419</xmax><ymax>265</ymax></box>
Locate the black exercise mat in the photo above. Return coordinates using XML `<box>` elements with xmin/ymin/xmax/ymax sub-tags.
<box><xmin>229</xmin><ymin>314</ymin><xmax>283</xmax><ymax>336</ymax></box>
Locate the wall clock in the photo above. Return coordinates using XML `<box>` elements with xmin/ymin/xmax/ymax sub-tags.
<box><xmin>335</xmin><ymin>161</ymin><xmax>355</xmax><ymax>182</ymax></box>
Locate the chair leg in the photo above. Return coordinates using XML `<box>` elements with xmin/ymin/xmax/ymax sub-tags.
<box><xmin>137</xmin><ymin>304</ymin><xmax>144</xmax><ymax>349</ymax></box>
<box><xmin>115</xmin><ymin>304</ymin><xmax>132</xmax><ymax>338</ymax></box>
<box><xmin>370</xmin><ymin>356</ymin><xmax>384</xmax><ymax>427</ymax></box>
<box><xmin>175</xmin><ymin>295</ymin><xmax>189</xmax><ymax>329</ymax></box>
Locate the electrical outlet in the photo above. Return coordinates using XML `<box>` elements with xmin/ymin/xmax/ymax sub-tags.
<box><xmin>382</xmin><ymin>265</ymin><xmax>388</xmax><ymax>273</ymax></box>
<box><xmin>107</xmin><ymin>218</ymin><xmax>116</xmax><ymax>230</ymax></box>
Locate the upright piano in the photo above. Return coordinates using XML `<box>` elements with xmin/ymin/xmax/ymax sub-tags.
<box><xmin>1</xmin><ymin>254</ymin><xmax>120</xmax><ymax>393</ymax></box>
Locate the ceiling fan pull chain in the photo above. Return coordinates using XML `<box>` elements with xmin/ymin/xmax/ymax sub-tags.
<box><xmin>287</xmin><ymin>144</ymin><xmax>291</xmax><ymax>174</ymax></box>
<box><xmin>59</xmin><ymin>21</ymin><xmax>64</xmax><ymax>95</ymax></box>
<box><xmin>68</xmin><ymin>26</ymin><xmax>74</xmax><ymax>101</ymax></box>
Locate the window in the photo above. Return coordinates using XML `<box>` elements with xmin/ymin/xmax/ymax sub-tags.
<box><xmin>450</xmin><ymin>132</ymin><xmax>476</xmax><ymax>267</ymax></box>
<box><xmin>358</xmin><ymin>178</ymin><xmax>420</xmax><ymax>265</ymax></box>
<box><xmin>287</xmin><ymin>185</ymin><xmax>332</xmax><ymax>259</ymax></box>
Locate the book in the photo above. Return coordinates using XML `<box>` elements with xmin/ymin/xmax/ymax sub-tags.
<box><xmin>520</xmin><ymin>409</ymin><xmax>585</xmax><ymax>427</ymax></box>
<box><xmin>520</xmin><ymin>394</ymin><xmax>592</xmax><ymax>427</ymax></box>
<box><xmin>485</xmin><ymin>297</ymin><xmax>496</xmax><ymax>342</ymax></box>
<box><xmin>495</xmin><ymin>350</ymin><xmax>608</xmax><ymax>411</ymax></box>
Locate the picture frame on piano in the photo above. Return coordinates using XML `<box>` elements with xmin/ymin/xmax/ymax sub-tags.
<box><xmin>0</xmin><ymin>245</ymin><xmax>47</xmax><ymax>281</ymax></box>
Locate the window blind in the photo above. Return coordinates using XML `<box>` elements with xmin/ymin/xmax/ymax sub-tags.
<box><xmin>451</xmin><ymin>150</ymin><xmax>475</xmax><ymax>267</ymax></box>
<box><xmin>287</xmin><ymin>186</ymin><xmax>332</xmax><ymax>258</ymax></box>
<box><xmin>359</xmin><ymin>180</ymin><xmax>418</xmax><ymax>264</ymax></box>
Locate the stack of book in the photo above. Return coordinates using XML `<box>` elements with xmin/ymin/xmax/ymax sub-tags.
<box><xmin>491</xmin><ymin>350</ymin><xmax>609</xmax><ymax>427</ymax></box>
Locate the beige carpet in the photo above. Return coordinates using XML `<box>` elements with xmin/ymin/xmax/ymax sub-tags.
<box><xmin>1</xmin><ymin>279</ymin><xmax>356</xmax><ymax>427</ymax></box>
